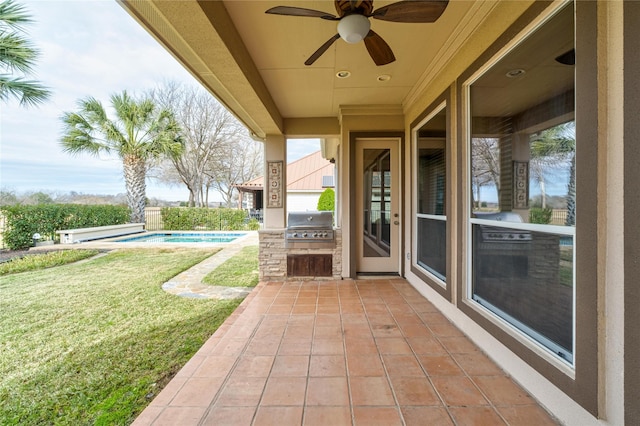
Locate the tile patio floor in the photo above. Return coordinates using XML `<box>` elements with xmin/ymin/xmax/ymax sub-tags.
<box><xmin>133</xmin><ymin>279</ymin><xmax>559</xmax><ymax>426</ymax></box>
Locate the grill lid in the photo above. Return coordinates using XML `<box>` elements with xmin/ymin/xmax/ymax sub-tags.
<box><xmin>287</xmin><ymin>211</ymin><xmax>333</xmax><ymax>229</ymax></box>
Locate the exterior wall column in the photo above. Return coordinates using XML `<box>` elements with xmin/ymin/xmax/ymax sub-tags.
<box><xmin>623</xmin><ymin>1</ymin><xmax>639</xmax><ymax>424</ymax></box>
<box><xmin>263</xmin><ymin>134</ymin><xmax>286</xmax><ymax>229</ymax></box>
<box><xmin>511</xmin><ymin>132</ymin><xmax>531</xmax><ymax>221</ymax></box>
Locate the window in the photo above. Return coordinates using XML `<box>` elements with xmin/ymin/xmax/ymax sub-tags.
<box><xmin>363</xmin><ymin>149</ymin><xmax>391</xmax><ymax>256</ymax></box>
<box><xmin>467</xmin><ymin>4</ymin><xmax>575</xmax><ymax>364</ymax></box>
<box><xmin>415</xmin><ymin>105</ymin><xmax>447</xmax><ymax>282</ymax></box>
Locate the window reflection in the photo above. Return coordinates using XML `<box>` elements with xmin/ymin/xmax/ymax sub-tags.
<box><xmin>468</xmin><ymin>4</ymin><xmax>575</xmax><ymax>363</ymax></box>
<box><xmin>363</xmin><ymin>149</ymin><xmax>391</xmax><ymax>257</ymax></box>
<box><xmin>416</xmin><ymin>106</ymin><xmax>447</xmax><ymax>281</ymax></box>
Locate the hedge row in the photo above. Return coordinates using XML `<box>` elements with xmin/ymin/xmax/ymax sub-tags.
<box><xmin>161</xmin><ymin>207</ymin><xmax>259</xmax><ymax>231</ymax></box>
<box><xmin>0</xmin><ymin>204</ymin><xmax>130</xmax><ymax>250</ymax></box>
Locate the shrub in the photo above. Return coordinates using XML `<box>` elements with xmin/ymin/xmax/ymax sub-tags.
<box><xmin>247</xmin><ymin>218</ymin><xmax>261</xmax><ymax>231</ymax></box>
<box><xmin>317</xmin><ymin>188</ymin><xmax>335</xmax><ymax>211</ymax></box>
<box><xmin>0</xmin><ymin>205</ymin><xmax>129</xmax><ymax>250</ymax></box>
<box><xmin>160</xmin><ymin>207</ymin><xmax>250</xmax><ymax>231</ymax></box>
<box><xmin>529</xmin><ymin>207</ymin><xmax>553</xmax><ymax>224</ymax></box>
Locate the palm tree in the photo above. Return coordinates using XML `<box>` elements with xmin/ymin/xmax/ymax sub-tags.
<box><xmin>0</xmin><ymin>0</ymin><xmax>50</xmax><ymax>106</ymax></box>
<box><xmin>530</xmin><ymin>122</ymin><xmax>576</xmax><ymax>225</ymax></box>
<box><xmin>60</xmin><ymin>91</ymin><xmax>183</xmax><ymax>223</ymax></box>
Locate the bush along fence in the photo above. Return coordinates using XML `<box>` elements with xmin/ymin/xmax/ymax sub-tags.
<box><xmin>0</xmin><ymin>206</ymin><xmax>261</xmax><ymax>250</ymax></box>
<box><xmin>0</xmin><ymin>204</ymin><xmax>129</xmax><ymax>250</ymax></box>
<box><xmin>160</xmin><ymin>207</ymin><xmax>260</xmax><ymax>231</ymax></box>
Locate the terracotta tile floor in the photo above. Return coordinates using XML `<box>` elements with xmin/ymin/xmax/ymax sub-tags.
<box><xmin>133</xmin><ymin>279</ymin><xmax>559</xmax><ymax>426</ymax></box>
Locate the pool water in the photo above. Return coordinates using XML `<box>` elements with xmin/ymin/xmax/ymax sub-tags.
<box><xmin>115</xmin><ymin>232</ymin><xmax>246</xmax><ymax>243</ymax></box>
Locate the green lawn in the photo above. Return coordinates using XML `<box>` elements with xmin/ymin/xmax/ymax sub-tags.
<box><xmin>0</xmin><ymin>248</ymin><xmax>244</xmax><ymax>425</ymax></box>
<box><xmin>0</xmin><ymin>249</ymin><xmax>100</xmax><ymax>275</ymax></box>
<box><xmin>202</xmin><ymin>245</ymin><xmax>259</xmax><ymax>287</ymax></box>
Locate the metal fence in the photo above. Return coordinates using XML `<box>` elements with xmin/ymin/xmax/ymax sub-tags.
<box><xmin>551</xmin><ymin>209</ymin><xmax>568</xmax><ymax>225</ymax></box>
<box><xmin>144</xmin><ymin>207</ymin><xmax>164</xmax><ymax>231</ymax></box>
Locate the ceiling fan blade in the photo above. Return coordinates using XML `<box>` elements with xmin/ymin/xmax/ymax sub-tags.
<box><xmin>265</xmin><ymin>6</ymin><xmax>338</xmax><ymax>20</ymax></box>
<box><xmin>364</xmin><ymin>30</ymin><xmax>395</xmax><ymax>66</ymax></box>
<box><xmin>372</xmin><ymin>0</ymin><xmax>448</xmax><ymax>23</ymax></box>
<box><xmin>305</xmin><ymin>34</ymin><xmax>341</xmax><ymax>66</ymax></box>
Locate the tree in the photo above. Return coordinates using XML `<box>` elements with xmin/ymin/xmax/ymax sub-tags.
<box><xmin>0</xmin><ymin>189</ymin><xmax>18</xmax><ymax>205</ymax></box>
<box><xmin>149</xmin><ymin>82</ymin><xmax>262</xmax><ymax>207</ymax></box>
<box><xmin>471</xmin><ymin>137</ymin><xmax>500</xmax><ymax>208</ymax></box>
<box><xmin>0</xmin><ymin>0</ymin><xmax>50</xmax><ymax>106</ymax></box>
<box><xmin>60</xmin><ymin>91</ymin><xmax>183</xmax><ymax>223</ymax></box>
<box><xmin>530</xmin><ymin>122</ymin><xmax>575</xmax><ymax>224</ymax></box>
<box><xmin>206</xmin><ymin>135</ymin><xmax>262</xmax><ymax>207</ymax></box>
<box><xmin>317</xmin><ymin>188</ymin><xmax>335</xmax><ymax>211</ymax></box>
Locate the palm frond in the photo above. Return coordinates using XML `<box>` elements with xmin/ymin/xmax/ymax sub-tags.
<box><xmin>0</xmin><ymin>0</ymin><xmax>32</xmax><ymax>31</ymax></box>
<box><xmin>60</xmin><ymin>98</ymin><xmax>116</xmax><ymax>156</ymax></box>
<box><xmin>0</xmin><ymin>74</ymin><xmax>50</xmax><ymax>105</ymax></box>
<box><xmin>0</xmin><ymin>1</ymin><xmax>50</xmax><ymax>106</ymax></box>
<box><xmin>0</xmin><ymin>31</ymin><xmax>39</xmax><ymax>73</ymax></box>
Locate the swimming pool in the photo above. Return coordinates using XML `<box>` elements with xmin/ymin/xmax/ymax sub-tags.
<box><xmin>114</xmin><ymin>232</ymin><xmax>247</xmax><ymax>243</ymax></box>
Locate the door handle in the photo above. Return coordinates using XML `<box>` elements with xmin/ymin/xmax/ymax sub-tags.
<box><xmin>394</xmin><ymin>220</ymin><xmax>400</xmax><ymax>225</ymax></box>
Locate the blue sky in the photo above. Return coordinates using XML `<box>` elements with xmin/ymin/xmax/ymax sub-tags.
<box><xmin>1</xmin><ymin>1</ymin><xmax>318</xmax><ymax>202</ymax></box>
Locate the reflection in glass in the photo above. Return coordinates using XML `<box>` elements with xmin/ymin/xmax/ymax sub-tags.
<box><xmin>470</xmin><ymin>121</ymin><xmax>576</xmax><ymax>226</ymax></box>
<box><xmin>417</xmin><ymin>217</ymin><xmax>446</xmax><ymax>280</ymax></box>
<box><xmin>529</xmin><ymin>122</ymin><xmax>576</xmax><ymax>226</ymax></box>
<box><xmin>472</xmin><ymin>224</ymin><xmax>574</xmax><ymax>361</ymax></box>
<box><xmin>416</xmin><ymin>128</ymin><xmax>447</xmax><ymax>280</ymax></box>
<box><xmin>363</xmin><ymin>149</ymin><xmax>391</xmax><ymax>257</ymax></box>
<box><xmin>418</xmin><ymin>146</ymin><xmax>446</xmax><ymax>215</ymax></box>
<box><xmin>468</xmin><ymin>3</ymin><xmax>575</xmax><ymax>363</ymax></box>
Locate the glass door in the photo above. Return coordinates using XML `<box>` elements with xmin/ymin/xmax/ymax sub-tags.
<box><xmin>356</xmin><ymin>139</ymin><xmax>400</xmax><ymax>273</ymax></box>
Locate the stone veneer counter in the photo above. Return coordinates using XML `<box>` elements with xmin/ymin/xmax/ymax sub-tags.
<box><xmin>258</xmin><ymin>229</ymin><xmax>342</xmax><ymax>281</ymax></box>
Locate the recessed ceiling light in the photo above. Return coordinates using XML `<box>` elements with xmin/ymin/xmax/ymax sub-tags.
<box><xmin>377</xmin><ymin>74</ymin><xmax>391</xmax><ymax>82</ymax></box>
<box><xmin>336</xmin><ymin>70</ymin><xmax>351</xmax><ymax>79</ymax></box>
<box><xmin>506</xmin><ymin>69</ymin><xmax>526</xmax><ymax>78</ymax></box>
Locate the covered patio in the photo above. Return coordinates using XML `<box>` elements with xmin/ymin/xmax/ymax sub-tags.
<box><xmin>133</xmin><ymin>279</ymin><xmax>557</xmax><ymax>425</ymax></box>
<box><xmin>119</xmin><ymin>0</ymin><xmax>640</xmax><ymax>424</ymax></box>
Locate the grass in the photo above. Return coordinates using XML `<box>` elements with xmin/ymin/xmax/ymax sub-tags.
<box><xmin>0</xmin><ymin>249</ymin><xmax>100</xmax><ymax>275</ymax></box>
<box><xmin>0</xmin><ymin>248</ymin><xmax>243</xmax><ymax>425</ymax></box>
<box><xmin>202</xmin><ymin>245</ymin><xmax>259</xmax><ymax>287</ymax></box>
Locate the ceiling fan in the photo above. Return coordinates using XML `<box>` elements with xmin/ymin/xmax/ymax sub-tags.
<box><xmin>265</xmin><ymin>0</ymin><xmax>449</xmax><ymax>66</ymax></box>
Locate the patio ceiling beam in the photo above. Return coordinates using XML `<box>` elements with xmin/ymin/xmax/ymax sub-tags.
<box><xmin>118</xmin><ymin>0</ymin><xmax>283</xmax><ymax>139</ymax></box>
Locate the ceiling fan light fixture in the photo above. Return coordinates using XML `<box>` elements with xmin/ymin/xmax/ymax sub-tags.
<box><xmin>337</xmin><ymin>14</ymin><xmax>370</xmax><ymax>44</ymax></box>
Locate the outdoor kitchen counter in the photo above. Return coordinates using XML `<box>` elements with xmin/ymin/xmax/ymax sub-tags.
<box><xmin>258</xmin><ymin>228</ymin><xmax>342</xmax><ymax>281</ymax></box>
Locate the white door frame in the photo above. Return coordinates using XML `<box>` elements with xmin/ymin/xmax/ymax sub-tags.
<box><xmin>355</xmin><ymin>137</ymin><xmax>401</xmax><ymax>274</ymax></box>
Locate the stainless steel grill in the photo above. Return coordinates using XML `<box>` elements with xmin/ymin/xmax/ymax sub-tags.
<box><xmin>475</xmin><ymin>211</ymin><xmax>532</xmax><ymax>243</ymax></box>
<box><xmin>285</xmin><ymin>211</ymin><xmax>335</xmax><ymax>249</ymax></box>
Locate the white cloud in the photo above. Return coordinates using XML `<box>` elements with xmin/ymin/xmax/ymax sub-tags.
<box><xmin>1</xmin><ymin>0</ymin><xmax>198</xmax><ymax>201</ymax></box>
<box><xmin>1</xmin><ymin>1</ymin><xmax>319</xmax><ymax>202</ymax></box>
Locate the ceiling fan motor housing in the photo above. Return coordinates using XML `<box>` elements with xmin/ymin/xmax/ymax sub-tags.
<box><xmin>338</xmin><ymin>14</ymin><xmax>371</xmax><ymax>43</ymax></box>
<box><xmin>265</xmin><ymin>1</ymin><xmax>449</xmax><ymax>66</ymax></box>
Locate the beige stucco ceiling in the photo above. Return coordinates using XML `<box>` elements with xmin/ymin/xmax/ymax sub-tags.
<box><xmin>118</xmin><ymin>1</ymin><xmax>535</xmax><ymax>139</ymax></box>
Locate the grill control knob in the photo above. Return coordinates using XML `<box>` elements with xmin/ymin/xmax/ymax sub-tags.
<box><xmin>292</xmin><ymin>232</ymin><xmax>298</xmax><ymax>237</ymax></box>
<box><xmin>302</xmin><ymin>232</ymin><xmax>308</xmax><ymax>237</ymax></box>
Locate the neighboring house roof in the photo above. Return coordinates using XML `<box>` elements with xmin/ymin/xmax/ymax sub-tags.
<box><xmin>236</xmin><ymin>151</ymin><xmax>333</xmax><ymax>192</ymax></box>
